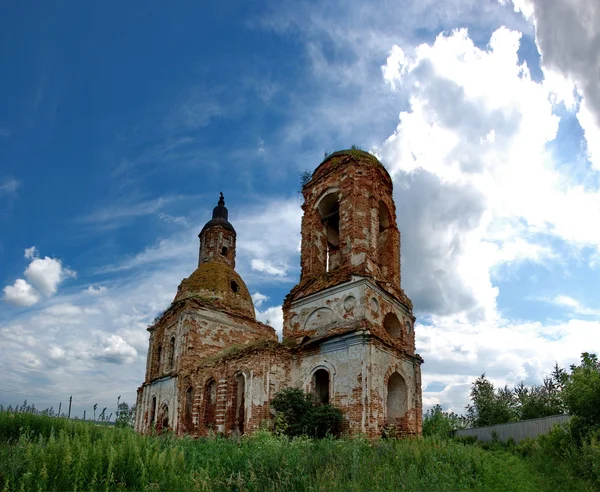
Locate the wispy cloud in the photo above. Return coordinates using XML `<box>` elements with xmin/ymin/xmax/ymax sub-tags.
<box><xmin>0</xmin><ymin>178</ymin><xmax>19</xmax><ymax>195</ymax></box>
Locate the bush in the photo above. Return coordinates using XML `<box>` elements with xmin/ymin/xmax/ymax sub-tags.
<box><xmin>271</xmin><ymin>388</ymin><xmax>344</xmax><ymax>438</ymax></box>
<box><xmin>423</xmin><ymin>404</ymin><xmax>466</xmax><ymax>438</ymax></box>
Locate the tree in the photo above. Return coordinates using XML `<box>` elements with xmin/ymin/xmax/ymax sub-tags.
<box><xmin>271</xmin><ymin>388</ymin><xmax>344</xmax><ymax>438</ymax></box>
<box><xmin>422</xmin><ymin>404</ymin><xmax>466</xmax><ymax>437</ymax></box>
<box><xmin>115</xmin><ymin>402</ymin><xmax>136</xmax><ymax>428</ymax></box>
<box><xmin>562</xmin><ymin>352</ymin><xmax>600</xmax><ymax>441</ymax></box>
<box><xmin>466</xmin><ymin>374</ymin><xmax>517</xmax><ymax>427</ymax></box>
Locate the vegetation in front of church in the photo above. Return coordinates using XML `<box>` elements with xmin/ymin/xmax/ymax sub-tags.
<box><xmin>1</xmin><ymin>353</ymin><xmax>598</xmax><ymax>491</ymax></box>
<box><xmin>1</xmin><ymin>411</ymin><xmax>591</xmax><ymax>491</ymax></box>
<box><xmin>271</xmin><ymin>387</ymin><xmax>344</xmax><ymax>438</ymax></box>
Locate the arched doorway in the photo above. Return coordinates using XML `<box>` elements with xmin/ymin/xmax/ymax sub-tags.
<box><xmin>234</xmin><ymin>373</ymin><xmax>245</xmax><ymax>435</ymax></box>
<box><xmin>185</xmin><ymin>386</ymin><xmax>194</xmax><ymax>429</ymax></box>
<box><xmin>159</xmin><ymin>404</ymin><xmax>169</xmax><ymax>433</ymax></box>
<box><xmin>314</xmin><ymin>369</ymin><xmax>330</xmax><ymax>404</ymax></box>
<box><xmin>203</xmin><ymin>379</ymin><xmax>217</xmax><ymax>431</ymax></box>
<box><xmin>387</xmin><ymin>372</ymin><xmax>407</xmax><ymax>424</ymax></box>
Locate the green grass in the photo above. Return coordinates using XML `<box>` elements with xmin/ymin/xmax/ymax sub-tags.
<box><xmin>0</xmin><ymin>412</ymin><xmax>594</xmax><ymax>491</ymax></box>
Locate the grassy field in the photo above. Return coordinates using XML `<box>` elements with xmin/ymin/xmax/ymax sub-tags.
<box><xmin>0</xmin><ymin>411</ymin><xmax>594</xmax><ymax>491</ymax></box>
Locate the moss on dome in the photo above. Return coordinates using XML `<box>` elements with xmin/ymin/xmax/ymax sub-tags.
<box><xmin>173</xmin><ymin>261</ymin><xmax>255</xmax><ymax>319</ymax></box>
<box><xmin>309</xmin><ymin>149</ymin><xmax>391</xmax><ymax>186</ymax></box>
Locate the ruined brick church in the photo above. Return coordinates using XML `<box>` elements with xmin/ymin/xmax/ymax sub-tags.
<box><xmin>135</xmin><ymin>149</ymin><xmax>423</xmax><ymax>438</ymax></box>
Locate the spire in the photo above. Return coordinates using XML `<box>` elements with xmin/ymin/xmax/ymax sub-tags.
<box><xmin>200</xmin><ymin>192</ymin><xmax>235</xmax><ymax>236</ymax></box>
<box><xmin>212</xmin><ymin>192</ymin><xmax>228</xmax><ymax>221</ymax></box>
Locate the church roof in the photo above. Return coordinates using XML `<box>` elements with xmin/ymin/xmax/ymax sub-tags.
<box><xmin>173</xmin><ymin>261</ymin><xmax>255</xmax><ymax>319</ymax></box>
<box><xmin>311</xmin><ymin>149</ymin><xmax>392</xmax><ymax>184</ymax></box>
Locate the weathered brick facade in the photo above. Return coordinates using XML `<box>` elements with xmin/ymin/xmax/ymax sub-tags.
<box><xmin>135</xmin><ymin>150</ymin><xmax>423</xmax><ymax>438</ymax></box>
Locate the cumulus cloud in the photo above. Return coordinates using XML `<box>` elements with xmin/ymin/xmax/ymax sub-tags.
<box><xmin>2</xmin><ymin>248</ymin><xmax>77</xmax><ymax>306</ymax></box>
<box><xmin>24</xmin><ymin>256</ymin><xmax>76</xmax><ymax>296</ymax></box>
<box><xmin>504</xmin><ymin>0</ymin><xmax>600</xmax><ymax>168</ymax></box>
<box><xmin>90</xmin><ymin>335</ymin><xmax>138</xmax><ymax>364</ymax></box>
<box><xmin>251</xmin><ymin>291</ymin><xmax>269</xmax><ymax>308</ymax></box>
<box><xmin>2</xmin><ymin>279</ymin><xmax>41</xmax><ymax>306</ymax></box>
<box><xmin>378</xmin><ymin>27</ymin><xmax>600</xmax><ymax>323</ymax></box>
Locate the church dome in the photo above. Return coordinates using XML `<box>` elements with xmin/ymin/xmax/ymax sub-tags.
<box><xmin>173</xmin><ymin>261</ymin><xmax>255</xmax><ymax>319</ymax></box>
<box><xmin>310</xmin><ymin>149</ymin><xmax>392</xmax><ymax>185</ymax></box>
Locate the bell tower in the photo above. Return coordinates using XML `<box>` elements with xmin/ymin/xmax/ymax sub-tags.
<box><xmin>282</xmin><ymin>149</ymin><xmax>422</xmax><ymax>437</ymax></box>
<box><xmin>283</xmin><ymin>149</ymin><xmax>414</xmax><ymax>342</ymax></box>
<box><xmin>198</xmin><ymin>193</ymin><xmax>236</xmax><ymax>268</ymax></box>
<box><xmin>297</xmin><ymin>149</ymin><xmax>401</xmax><ymax>293</ymax></box>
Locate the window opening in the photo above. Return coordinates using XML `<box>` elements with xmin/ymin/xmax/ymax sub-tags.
<box><xmin>230</xmin><ymin>280</ymin><xmax>239</xmax><ymax>293</ymax></box>
<box><xmin>314</xmin><ymin>369</ymin><xmax>330</xmax><ymax>404</ymax></box>
<box><xmin>186</xmin><ymin>386</ymin><xmax>194</xmax><ymax>427</ymax></box>
<box><xmin>221</xmin><ymin>246</ymin><xmax>228</xmax><ymax>256</ymax></box>
<box><xmin>156</xmin><ymin>345</ymin><xmax>162</xmax><ymax>376</ymax></box>
<box><xmin>378</xmin><ymin>201</ymin><xmax>393</xmax><ymax>277</ymax></box>
<box><xmin>383</xmin><ymin>313</ymin><xmax>402</xmax><ymax>340</ymax></box>
<box><xmin>318</xmin><ymin>193</ymin><xmax>340</xmax><ymax>272</ymax></box>
<box><xmin>150</xmin><ymin>396</ymin><xmax>157</xmax><ymax>423</ymax></box>
<box><xmin>168</xmin><ymin>337</ymin><xmax>175</xmax><ymax>370</ymax></box>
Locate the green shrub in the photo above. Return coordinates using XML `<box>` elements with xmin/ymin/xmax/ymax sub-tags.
<box><xmin>422</xmin><ymin>404</ymin><xmax>466</xmax><ymax>438</ymax></box>
<box><xmin>271</xmin><ymin>388</ymin><xmax>344</xmax><ymax>438</ymax></box>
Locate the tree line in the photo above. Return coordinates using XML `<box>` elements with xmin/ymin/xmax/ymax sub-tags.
<box><xmin>424</xmin><ymin>352</ymin><xmax>600</xmax><ymax>439</ymax></box>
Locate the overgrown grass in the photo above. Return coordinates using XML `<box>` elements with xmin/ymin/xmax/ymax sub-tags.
<box><xmin>0</xmin><ymin>412</ymin><xmax>594</xmax><ymax>491</ymax></box>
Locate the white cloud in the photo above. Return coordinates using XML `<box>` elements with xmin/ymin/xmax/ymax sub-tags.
<box><xmin>256</xmin><ymin>305</ymin><xmax>284</xmax><ymax>338</ymax></box>
<box><xmin>90</xmin><ymin>335</ymin><xmax>138</xmax><ymax>364</ymax></box>
<box><xmin>250</xmin><ymin>258</ymin><xmax>287</xmax><ymax>276</ymax></box>
<box><xmin>381</xmin><ymin>45</ymin><xmax>407</xmax><ymax>91</ymax></box>
<box><xmin>504</xmin><ymin>0</ymin><xmax>600</xmax><ymax>169</ymax></box>
<box><xmin>548</xmin><ymin>295</ymin><xmax>600</xmax><ymax>317</ymax></box>
<box><xmin>2</xmin><ymin>279</ymin><xmax>40</xmax><ymax>306</ymax></box>
<box><xmin>24</xmin><ymin>246</ymin><xmax>37</xmax><ymax>260</ymax></box>
<box><xmin>85</xmin><ymin>285</ymin><xmax>108</xmax><ymax>295</ymax></box>
<box><xmin>251</xmin><ymin>291</ymin><xmax>269</xmax><ymax>308</ymax></box>
<box><xmin>24</xmin><ymin>256</ymin><xmax>76</xmax><ymax>296</ymax></box>
<box><xmin>377</xmin><ymin>26</ymin><xmax>600</xmax><ymax>323</ymax></box>
<box><xmin>3</xmin><ymin>248</ymin><xmax>77</xmax><ymax>306</ymax></box>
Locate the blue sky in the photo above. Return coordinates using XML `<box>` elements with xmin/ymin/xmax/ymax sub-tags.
<box><xmin>1</xmin><ymin>0</ymin><xmax>599</xmax><ymax>418</ymax></box>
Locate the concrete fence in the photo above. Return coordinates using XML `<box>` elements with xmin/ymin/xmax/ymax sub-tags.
<box><xmin>453</xmin><ymin>414</ymin><xmax>571</xmax><ymax>443</ymax></box>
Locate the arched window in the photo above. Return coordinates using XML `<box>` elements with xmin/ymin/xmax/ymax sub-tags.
<box><xmin>203</xmin><ymin>379</ymin><xmax>217</xmax><ymax>430</ymax></box>
<box><xmin>318</xmin><ymin>193</ymin><xmax>340</xmax><ymax>272</ymax></box>
<box><xmin>185</xmin><ymin>386</ymin><xmax>194</xmax><ymax>427</ymax></box>
<box><xmin>387</xmin><ymin>372</ymin><xmax>407</xmax><ymax>424</ymax></box>
<box><xmin>234</xmin><ymin>373</ymin><xmax>245</xmax><ymax>435</ymax></box>
<box><xmin>378</xmin><ymin>201</ymin><xmax>393</xmax><ymax>277</ymax></box>
<box><xmin>161</xmin><ymin>404</ymin><xmax>169</xmax><ymax>431</ymax></box>
<box><xmin>156</xmin><ymin>345</ymin><xmax>162</xmax><ymax>376</ymax></box>
<box><xmin>168</xmin><ymin>337</ymin><xmax>175</xmax><ymax>370</ymax></box>
<box><xmin>150</xmin><ymin>396</ymin><xmax>157</xmax><ymax>424</ymax></box>
<box><xmin>383</xmin><ymin>313</ymin><xmax>402</xmax><ymax>340</ymax></box>
<box><xmin>314</xmin><ymin>369</ymin><xmax>330</xmax><ymax>404</ymax></box>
